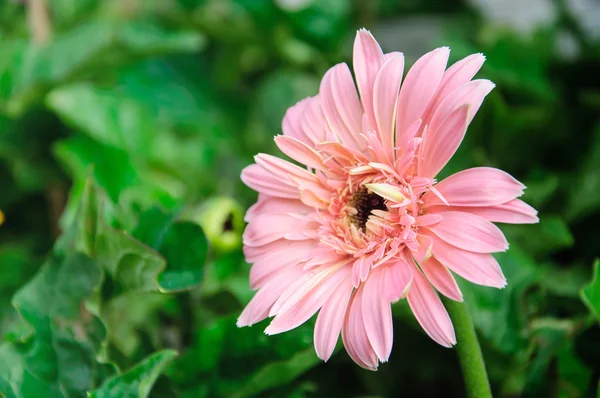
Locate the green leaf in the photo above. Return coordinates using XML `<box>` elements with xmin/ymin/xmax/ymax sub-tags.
<box><xmin>88</xmin><ymin>350</ymin><xmax>177</xmax><ymax>398</ymax></box>
<box><xmin>132</xmin><ymin>207</ymin><xmax>209</xmax><ymax>292</ymax></box>
<box><xmin>0</xmin><ymin>342</ymin><xmax>61</xmax><ymax>398</ymax></box>
<box><xmin>581</xmin><ymin>260</ymin><xmax>600</xmax><ymax>323</ymax></box>
<box><xmin>94</xmin><ymin>222</ymin><xmax>165</xmax><ymax>294</ymax></box>
<box><xmin>54</xmin><ymin>136</ymin><xmax>139</xmax><ymax>204</ymax></box>
<box><xmin>0</xmin><ymin>245</ymin><xmax>38</xmax><ymax>338</ymax></box>
<box><xmin>47</xmin><ymin>84</ymin><xmax>157</xmax><ymax>154</ymax></box>
<box><xmin>0</xmin><ymin>251</ymin><xmax>105</xmax><ymax>398</ymax></box>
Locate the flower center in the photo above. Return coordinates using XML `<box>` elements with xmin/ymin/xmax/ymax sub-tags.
<box><xmin>348</xmin><ymin>187</ymin><xmax>387</xmax><ymax>231</ymax></box>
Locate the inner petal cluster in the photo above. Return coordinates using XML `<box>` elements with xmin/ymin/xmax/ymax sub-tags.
<box><xmin>347</xmin><ymin>186</ymin><xmax>387</xmax><ymax>231</ymax></box>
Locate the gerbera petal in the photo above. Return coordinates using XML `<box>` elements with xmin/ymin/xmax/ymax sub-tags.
<box><xmin>320</xmin><ymin>64</ymin><xmax>364</xmax><ymax>151</ymax></box>
<box><xmin>420</xmin><ymin>104</ymin><xmax>470</xmax><ymax>178</ymax></box>
<box><xmin>353</xmin><ymin>28</ymin><xmax>384</xmax><ymax>132</ymax></box>
<box><xmin>396</xmin><ymin>47</ymin><xmax>450</xmax><ymax>144</ymax></box>
<box><xmin>243</xmin><ymin>213</ymin><xmax>317</xmax><ymax>247</ymax></box>
<box><xmin>282</xmin><ymin>98</ymin><xmax>311</xmax><ymax>144</ymax></box>
<box><xmin>245</xmin><ymin>196</ymin><xmax>311</xmax><ymax>222</ymax></box>
<box><xmin>298</xmin><ymin>95</ymin><xmax>328</xmax><ymax>144</ymax></box>
<box><xmin>265</xmin><ymin>266</ymin><xmax>350</xmax><ymax>335</ymax></box>
<box><xmin>255</xmin><ymin>153</ymin><xmax>319</xmax><ymax>186</ymax></box>
<box><xmin>383</xmin><ymin>258</ymin><xmax>414</xmax><ymax>302</ymax></box>
<box><xmin>275</xmin><ymin>135</ymin><xmax>325</xmax><ymax>170</ymax></box>
<box><xmin>248</xmin><ymin>240</ymin><xmax>317</xmax><ymax>289</ymax></box>
<box><xmin>418</xmin><ymin>256</ymin><xmax>463</xmax><ymax>302</ymax></box>
<box><xmin>241</xmin><ymin>164</ymin><xmax>299</xmax><ymax>198</ymax></box>
<box><xmin>237</xmin><ymin>265</ymin><xmax>303</xmax><ymax>327</ymax></box>
<box><xmin>422</xmin><ymin>167</ymin><xmax>526</xmax><ymax>207</ymax></box>
<box><xmin>426</xmin><ymin>211</ymin><xmax>509</xmax><ymax>253</ymax></box>
<box><xmin>373</xmin><ymin>54</ymin><xmax>405</xmax><ymax>153</ymax></box>
<box><xmin>269</xmin><ymin>261</ymin><xmax>348</xmax><ymax>317</ymax></box>
<box><xmin>342</xmin><ymin>288</ymin><xmax>379</xmax><ymax>370</ymax></box>
<box><xmin>428</xmin><ymin>79</ymin><xmax>495</xmax><ymax>138</ymax></box>
<box><xmin>421</xmin><ymin>53</ymin><xmax>486</xmax><ymax>124</ymax></box>
<box><xmin>426</xmin><ymin>231</ymin><xmax>507</xmax><ymax>288</ymax></box>
<box><xmin>314</xmin><ymin>278</ymin><xmax>354</xmax><ymax>361</ymax></box>
<box><xmin>362</xmin><ymin>266</ymin><xmax>394</xmax><ymax>362</ymax></box>
<box><xmin>426</xmin><ymin>199</ymin><xmax>539</xmax><ymax>224</ymax></box>
<box><xmin>406</xmin><ymin>262</ymin><xmax>456</xmax><ymax>347</ymax></box>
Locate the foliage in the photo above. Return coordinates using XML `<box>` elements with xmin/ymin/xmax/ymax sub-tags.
<box><xmin>0</xmin><ymin>0</ymin><xmax>599</xmax><ymax>397</ymax></box>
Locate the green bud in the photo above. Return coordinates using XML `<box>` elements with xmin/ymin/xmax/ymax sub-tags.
<box><xmin>182</xmin><ymin>197</ymin><xmax>244</xmax><ymax>253</ymax></box>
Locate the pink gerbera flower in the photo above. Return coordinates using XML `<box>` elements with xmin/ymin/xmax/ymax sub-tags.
<box><xmin>237</xmin><ymin>29</ymin><xmax>538</xmax><ymax>370</ymax></box>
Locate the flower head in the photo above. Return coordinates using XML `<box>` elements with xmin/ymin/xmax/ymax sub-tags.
<box><xmin>238</xmin><ymin>29</ymin><xmax>538</xmax><ymax>370</ymax></box>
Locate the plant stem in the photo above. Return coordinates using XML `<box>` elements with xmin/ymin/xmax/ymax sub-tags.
<box><xmin>443</xmin><ymin>298</ymin><xmax>492</xmax><ymax>398</ymax></box>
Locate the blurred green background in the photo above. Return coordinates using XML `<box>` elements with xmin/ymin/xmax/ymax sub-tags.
<box><xmin>1</xmin><ymin>0</ymin><xmax>600</xmax><ymax>397</ymax></box>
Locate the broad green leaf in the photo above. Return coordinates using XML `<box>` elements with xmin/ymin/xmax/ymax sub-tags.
<box><xmin>54</xmin><ymin>136</ymin><xmax>139</xmax><ymax>204</ymax></box>
<box><xmin>132</xmin><ymin>207</ymin><xmax>209</xmax><ymax>292</ymax></box>
<box><xmin>0</xmin><ymin>342</ymin><xmax>61</xmax><ymax>398</ymax></box>
<box><xmin>94</xmin><ymin>222</ymin><xmax>165</xmax><ymax>293</ymax></box>
<box><xmin>156</xmin><ymin>222</ymin><xmax>207</xmax><ymax>291</ymax></box>
<box><xmin>0</xmin><ymin>245</ymin><xmax>38</xmax><ymax>338</ymax></box>
<box><xmin>88</xmin><ymin>350</ymin><xmax>177</xmax><ymax>398</ymax></box>
<box><xmin>0</xmin><ymin>252</ymin><xmax>105</xmax><ymax>398</ymax></box>
<box><xmin>581</xmin><ymin>260</ymin><xmax>600</xmax><ymax>323</ymax></box>
<box><xmin>47</xmin><ymin>84</ymin><xmax>157</xmax><ymax>154</ymax></box>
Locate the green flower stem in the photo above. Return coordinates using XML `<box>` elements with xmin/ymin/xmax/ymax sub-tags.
<box><xmin>443</xmin><ymin>298</ymin><xmax>492</xmax><ymax>398</ymax></box>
